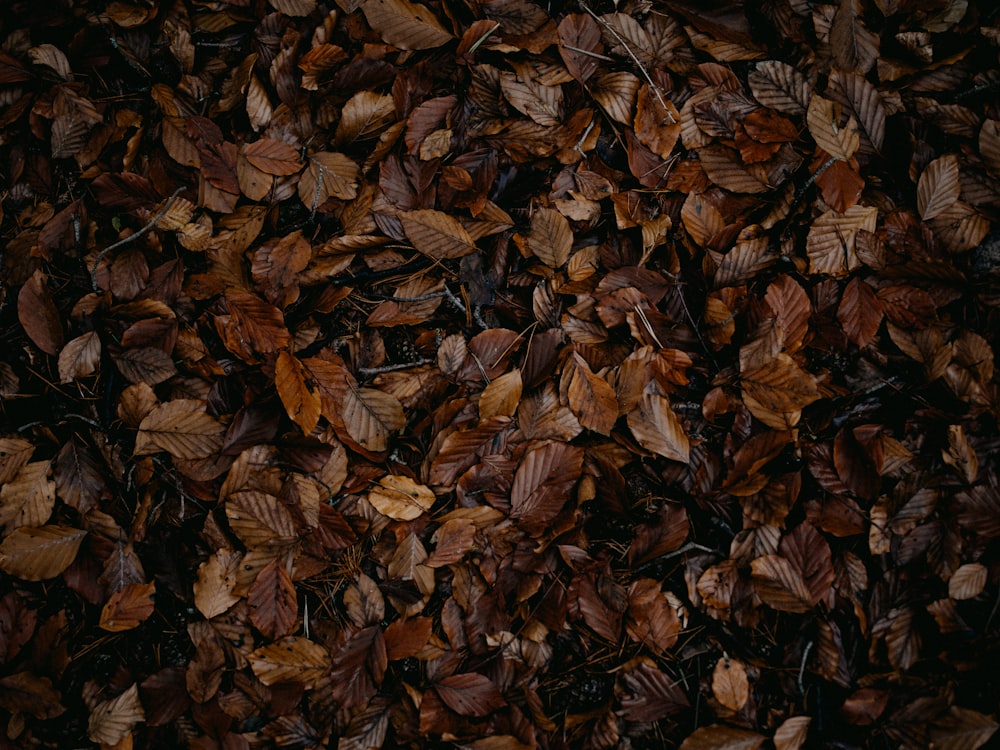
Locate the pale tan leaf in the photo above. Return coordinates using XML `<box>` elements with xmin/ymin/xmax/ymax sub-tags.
<box><xmin>479</xmin><ymin>369</ymin><xmax>523</xmax><ymax>419</ymax></box>
<box><xmin>360</xmin><ymin>0</ymin><xmax>453</xmax><ymax>50</ymax></box>
<box><xmin>58</xmin><ymin>331</ymin><xmax>102</xmax><ymax>383</ymax></box>
<box><xmin>225</xmin><ymin>491</ymin><xmax>298</xmax><ymax>550</ymax></box>
<box><xmin>28</xmin><ymin>44</ymin><xmax>72</xmax><ymax>81</ymax></box>
<box><xmin>751</xmin><ymin>554</ymin><xmax>813</xmax><ymax>613</ymax></box>
<box><xmin>628</xmin><ymin>390</ymin><xmax>690</xmax><ymax>463</ymax></box>
<box><xmin>918</xmin><ymin>154</ymin><xmax>961</xmax><ymax>221</ymax></box>
<box><xmin>682</xmin><ymin>192</ymin><xmax>725</xmax><ymax>248</ymax></box>
<box><xmin>0</xmin><ymin>525</ymin><xmax>86</xmax><ymax>581</ymax></box>
<box><xmin>88</xmin><ymin>684</ymin><xmax>144</xmax><ymax>745</ymax></box>
<box><xmin>712</xmin><ymin>657</ymin><xmax>750</xmax><ymax>711</ymax></box>
<box><xmin>500</xmin><ymin>73</ymin><xmax>563</xmax><ymax>126</ymax></box>
<box><xmin>0</xmin><ymin>461</ymin><xmax>55</xmax><ymax>532</ymax></box>
<box><xmin>342</xmin><ymin>386</ymin><xmax>405</xmax><ymax>453</ymax></box>
<box><xmin>401</xmin><ymin>209</ymin><xmax>478</xmax><ymax>260</ymax></box>
<box><xmin>193</xmin><ymin>550</ymin><xmax>242</xmax><ymax>619</ymax></box>
<box><xmin>248</xmin><ymin>637</ymin><xmax>331</xmax><ymax>688</ymax></box>
<box><xmin>949</xmin><ymin>563</ymin><xmax>987</xmax><ymax>600</ymax></box>
<box><xmin>773</xmin><ymin>716</ymin><xmax>811</xmax><ymax>750</ymax></box>
<box><xmin>368</xmin><ymin>475</ymin><xmax>435</xmax><ymax>521</ymax></box>
<box><xmin>591</xmin><ymin>72</ymin><xmax>641</xmax><ymax>125</ymax></box>
<box><xmin>806</xmin><ymin>204</ymin><xmax>878</xmax><ymax>276</ymax></box>
<box><xmin>698</xmin><ymin>145</ymin><xmax>771</xmax><ymax>193</ymax></box>
<box><xmin>134</xmin><ymin>399</ymin><xmax>225</xmax><ymax>460</ymax></box>
<box><xmin>335</xmin><ymin>92</ymin><xmax>396</xmax><ymax>146</ymax></box>
<box><xmin>927</xmin><ymin>201</ymin><xmax>989</xmax><ymax>254</ymax></box>
<box><xmin>0</xmin><ymin>438</ymin><xmax>34</xmax><ymax>485</ymax></box>
<box><xmin>748</xmin><ymin>60</ymin><xmax>811</xmax><ymax>115</ymax></box>
<box><xmin>679</xmin><ymin>724</ymin><xmax>766</xmax><ymax>750</ymax></box>
<box><xmin>298</xmin><ymin>152</ymin><xmax>359</xmax><ymax>209</ymax></box>
<box><xmin>807</xmin><ymin>96</ymin><xmax>860</xmax><ymax>161</ymax></box>
<box><xmin>527</xmin><ymin>207</ymin><xmax>572</xmax><ymax>268</ymax></box>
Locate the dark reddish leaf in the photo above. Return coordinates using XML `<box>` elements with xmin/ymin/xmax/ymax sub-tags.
<box><xmin>435</xmin><ymin>673</ymin><xmax>506</xmax><ymax>717</ymax></box>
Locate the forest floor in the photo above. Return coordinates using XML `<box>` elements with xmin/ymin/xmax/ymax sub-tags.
<box><xmin>1</xmin><ymin>0</ymin><xmax>1000</xmax><ymax>748</ymax></box>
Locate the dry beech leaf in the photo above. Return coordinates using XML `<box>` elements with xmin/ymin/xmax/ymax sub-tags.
<box><xmin>248</xmin><ymin>558</ymin><xmax>298</xmax><ymax>639</ymax></box>
<box><xmin>510</xmin><ymin>442</ymin><xmax>584</xmax><ymax>532</ymax></box>
<box><xmin>193</xmin><ymin>550</ymin><xmax>242</xmax><ymax>619</ymax></box>
<box><xmin>58</xmin><ymin>331</ymin><xmax>102</xmax><ymax>383</ymax></box>
<box><xmin>479</xmin><ymin>368</ymin><xmax>523</xmax><ymax>419</ymax></box>
<box><xmin>0</xmin><ymin>460</ymin><xmax>55</xmax><ymax>532</ymax></box>
<box><xmin>712</xmin><ymin>656</ymin><xmax>750</xmax><ymax>711</ymax></box>
<box><xmin>401</xmin><ymin>209</ymin><xmax>478</xmax><ymax>259</ymax></box>
<box><xmin>526</xmin><ymin>207</ymin><xmax>572</xmax><ymax>269</ymax></box>
<box><xmin>948</xmin><ymin>563</ymin><xmax>987</xmax><ymax>601</ymax></box>
<box><xmin>87</xmin><ymin>684</ymin><xmax>144</xmax><ymax>746</ymax></box>
<box><xmin>360</xmin><ymin>0</ymin><xmax>453</xmax><ymax>50</ymax></box>
<box><xmin>134</xmin><ymin>400</ymin><xmax>225</xmax><ymax>460</ymax></box>
<box><xmin>679</xmin><ymin>724</ymin><xmax>766</xmax><ymax>750</ymax></box>
<box><xmin>0</xmin><ymin>525</ymin><xmax>86</xmax><ymax>581</ymax></box>
<box><xmin>99</xmin><ymin>581</ymin><xmax>156</xmax><ymax>632</ymax></box>
<box><xmin>561</xmin><ymin>353</ymin><xmax>618</xmax><ymax>435</ymax></box>
<box><xmin>275</xmin><ymin>351</ymin><xmax>322</xmax><ymax>436</ymax></box>
<box><xmin>342</xmin><ymin>386</ymin><xmax>405</xmax><ymax>453</ymax></box>
<box><xmin>369</xmin><ymin>475</ymin><xmax>435</xmax><ymax>521</ymax></box>
<box><xmin>773</xmin><ymin>716</ymin><xmax>811</xmax><ymax>750</ymax></box>
<box><xmin>917</xmin><ymin>154</ymin><xmax>961</xmax><ymax>221</ymax></box>
<box><xmin>807</xmin><ymin>96</ymin><xmax>860</xmax><ymax>162</ymax></box>
<box><xmin>435</xmin><ymin>673</ymin><xmax>506</xmax><ymax>717</ymax></box>
<box><xmin>18</xmin><ymin>272</ymin><xmax>63</xmax><ymax>355</ymax></box>
<box><xmin>628</xmin><ymin>390</ymin><xmax>691</xmax><ymax>463</ymax></box>
<box><xmin>248</xmin><ymin>637</ymin><xmax>331</xmax><ymax>688</ymax></box>
<box><xmin>750</xmin><ymin>554</ymin><xmax>813</xmax><ymax>613</ymax></box>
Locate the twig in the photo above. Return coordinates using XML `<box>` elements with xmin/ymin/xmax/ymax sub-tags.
<box><xmin>357</xmin><ymin>358</ymin><xmax>434</xmax><ymax>377</ymax></box>
<box><xmin>91</xmin><ymin>187</ymin><xmax>185</xmax><ymax>290</ymax></box>
<box><xmin>798</xmin><ymin>640</ymin><xmax>814</xmax><ymax>701</ymax></box>
<box><xmin>578</xmin><ymin>1</ymin><xmax>675</xmax><ymax>123</ymax></box>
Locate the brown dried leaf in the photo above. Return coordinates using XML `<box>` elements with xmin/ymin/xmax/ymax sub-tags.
<box><xmin>401</xmin><ymin>209</ymin><xmax>478</xmax><ymax>259</ymax></box>
<box><xmin>0</xmin><ymin>525</ymin><xmax>86</xmax><ymax>581</ymax></box>
<box><xmin>750</xmin><ymin>554</ymin><xmax>813</xmax><ymax>613</ymax></box>
<box><xmin>527</xmin><ymin>207</ymin><xmax>572</xmax><ymax>269</ymax></box>
<box><xmin>134</xmin><ymin>399</ymin><xmax>225</xmax><ymax>460</ymax></box>
<box><xmin>248</xmin><ymin>558</ymin><xmax>298</xmax><ymax>639</ymax></box>
<box><xmin>627</xmin><ymin>390</ymin><xmax>690</xmax><ymax>463</ymax></box>
<box><xmin>276</xmin><ymin>351</ymin><xmax>322</xmax><ymax>436</ymax></box>
<box><xmin>18</xmin><ymin>271</ymin><xmax>63</xmax><ymax>355</ymax></box>
<box><xmin>369</xmin><ymin>475</ymin><xmax>435</xmax><ymax>521</ymax></box>
<box><xmin>435</xmin><ymin>673</ymin><xmax>506</xmax><ymax>717</ymax></box>
<box><xmin>510</xmin><ymin>442</ymin><xmax>584</xmax><ymax>532</ymax></box>
<box><xmin>248</xmin><ymin>637</ymin><xmax>331</xmax><ymax>688</ymax></box>
<box><xmin>360</xmin><ymin>0</ymin><xmax>453</xmax><ymax>50</ymax></box>
<box><xmin>193</xmin><ymin>550</ymin><xmax>242</xmax><ymax>619</ymax></box>
<box><xmin>712</xmin><ymin>656</ymin><xmax>749</xmax><ymax>711</ymax></box>
<box><xmin>679</xmin><ymin>724</ymin><xmax>766</xmax><ymax>750</ymax></box>
<box><xmin>562</xmin><ymin>353</ymin><xmax>618</xmax><ymax>435</ymax></box>
<box><xmin>99</xmin><ymin>581</ymin><xmax>156</xmax><ymax>632</ymax></box>
<box><xmin>87</xmin><ymin>684</ymin><xmax>144</xmax><ymax>745</ymax></box>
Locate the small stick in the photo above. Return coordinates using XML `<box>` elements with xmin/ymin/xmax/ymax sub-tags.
<box><xmin>798</xmin><ymin>640</ymin><xmax>814</xmax><ymax>701</ymax></box>
<box><xmin>91</xmin><ymin>187</ymin><xmax>186</xmax><ymax>290</ymax></box>
<box><xmin>357</xmin><ymin>358</ymin><xmax>434</xmax><ymax>377</ymax></box>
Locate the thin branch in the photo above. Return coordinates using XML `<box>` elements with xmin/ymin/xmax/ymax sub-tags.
<box><xmin>91</xmin><ymin>187</ymin><xmax>185</xmax><ymax>290</ymax></box>
<box><xmin>357</xmin><ymin>358</ymin><xmax>434</xmax><ymax>376</ymax></box>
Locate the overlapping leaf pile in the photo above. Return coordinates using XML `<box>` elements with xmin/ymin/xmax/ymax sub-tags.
<box><xmin>1</xmin><ymin>0</ymin><xmax>1000</xmax><ymax>747</ymax></box>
